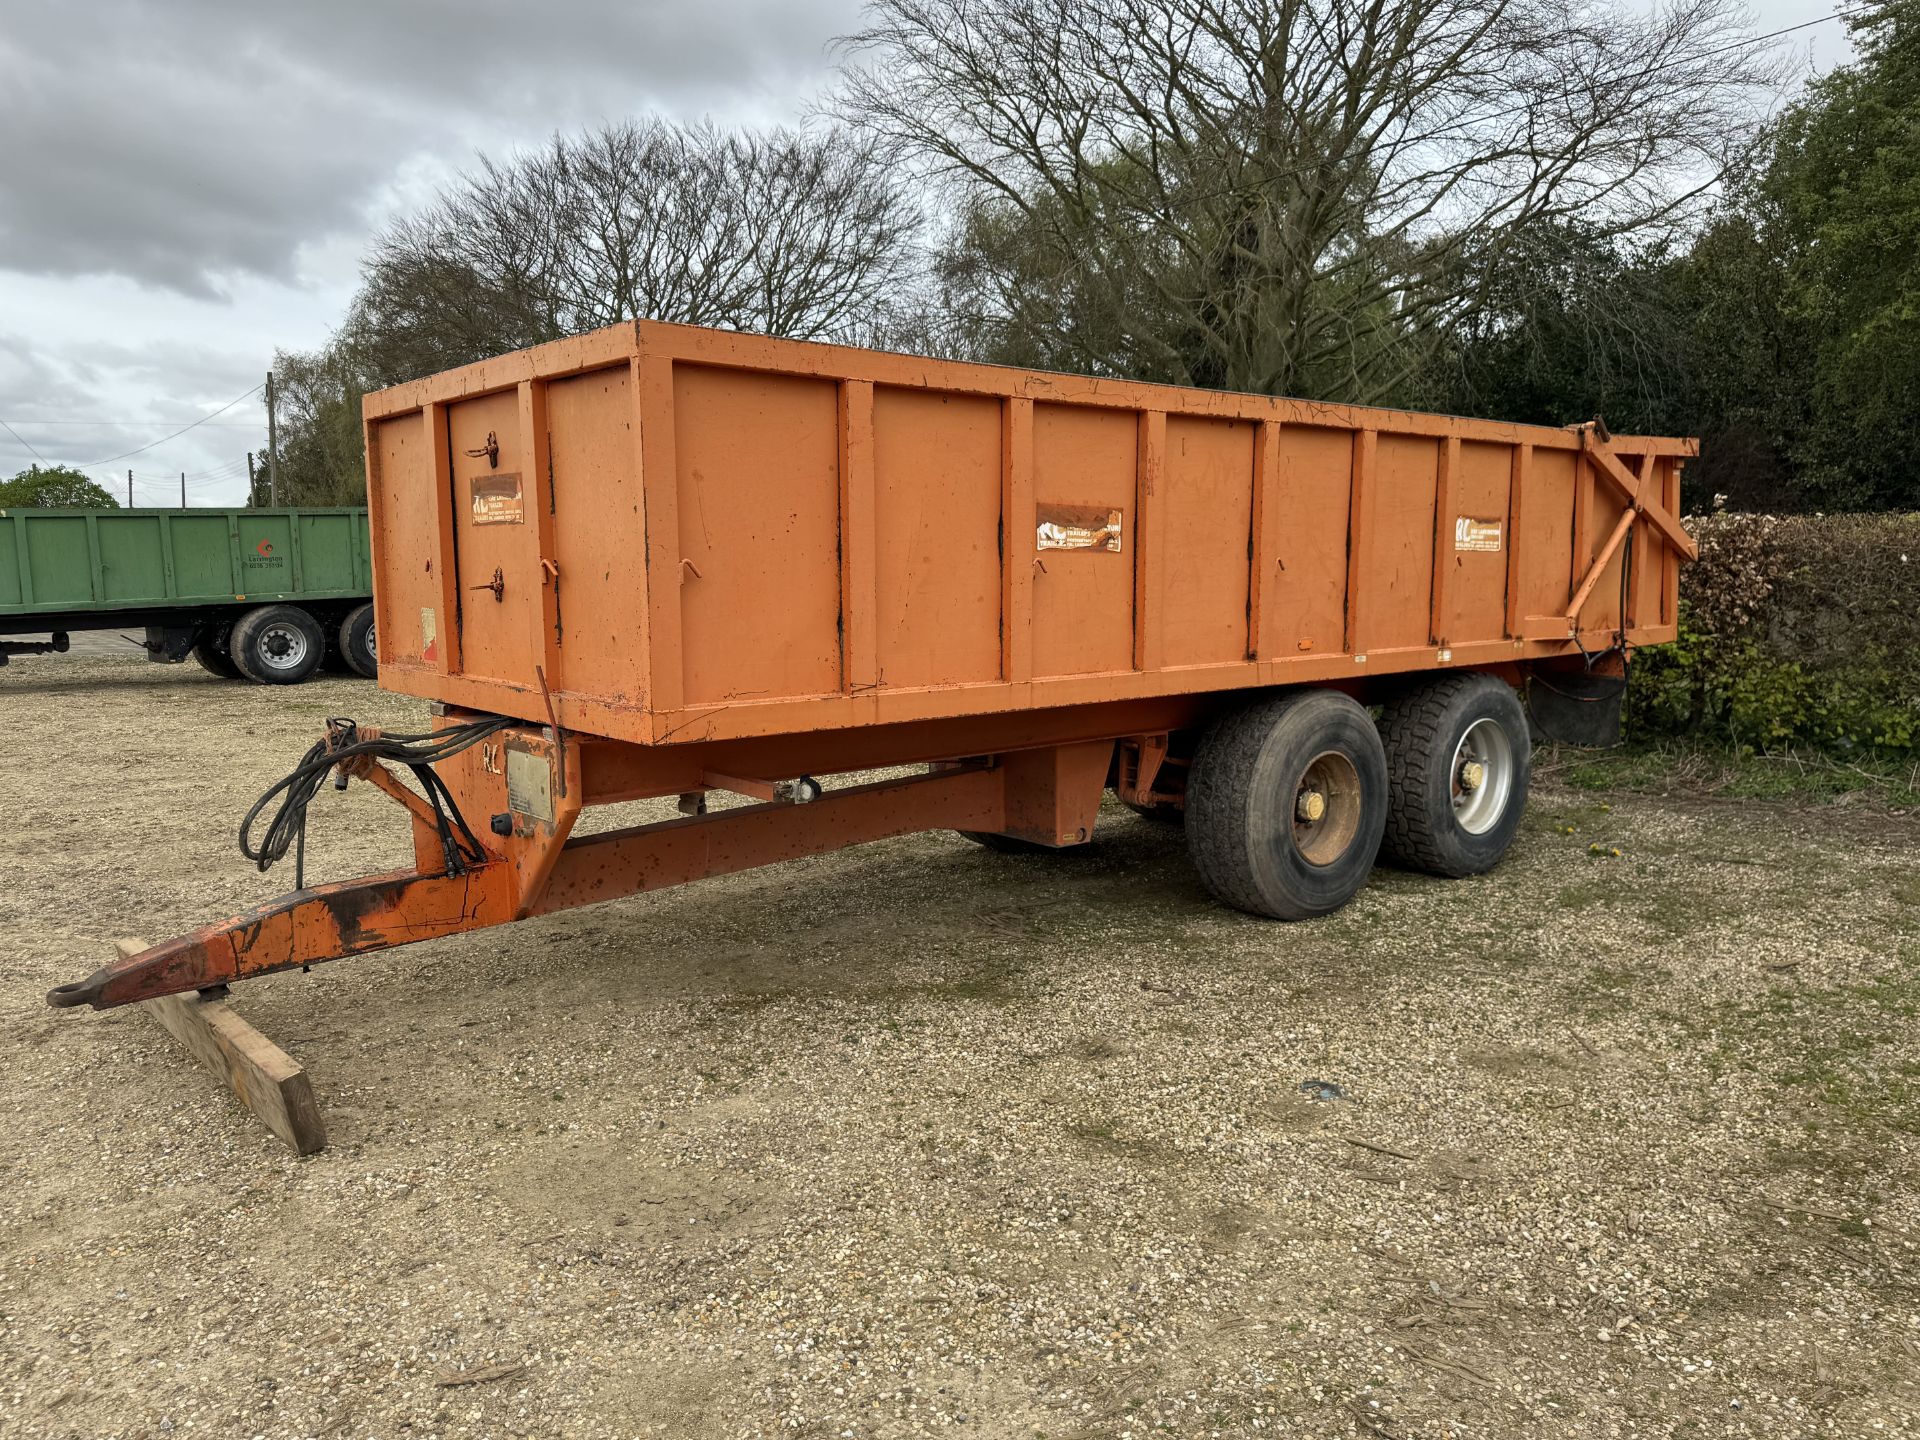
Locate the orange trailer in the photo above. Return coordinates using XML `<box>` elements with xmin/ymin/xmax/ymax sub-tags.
<box><xmin>51</xmin><ymin>322</ymin><xmax>1696</xmax><ymax>1012</ymax></box>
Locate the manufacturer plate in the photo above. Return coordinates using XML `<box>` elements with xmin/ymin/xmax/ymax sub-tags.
<box><xmin>471</xmin><ymin>472</ymin><xmax>525</xmax><ymax>525</ymax></box>
<box><xmin>1454</xmin><ymin>516</ymin><xmax>1503</xmax><ymax>553</ymax></box>
<box><xmin>505</xmin><ymin>747</ymin><xmax>554</xmax><ymax>823</ymax></box>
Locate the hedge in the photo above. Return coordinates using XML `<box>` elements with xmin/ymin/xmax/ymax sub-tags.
<box><xmin>1626</xmin><ymin>513</ymin><xmax>1920</xmax><ymax>755</ymax></box>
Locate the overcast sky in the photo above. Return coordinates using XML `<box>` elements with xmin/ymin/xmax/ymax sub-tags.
<box><xmin>0</xmin><ymin>0</ymin><xmax>1855</xmax><ymax>507</ymax></box>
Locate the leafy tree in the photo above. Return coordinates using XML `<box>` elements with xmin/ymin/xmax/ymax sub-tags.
<box><xmin>0</xmin><ymin>464</ymin><xmax>121</xmax><ymax>509</ymax></box>
<box><xmin>1425</xmin><ymin>224</ymin><xmax>1691</xmax><ymax>433</ymax></box>
<box><xmin>1431</xmin><ymin>216</ymin><xmax>1812</xmax><ymax>511</ymax></box>
<box><xmin>263</xmin><ymin>347</ymin><xmax>370</xmax><ymax>507</ymax></box>
<box><xmin>1758</xmin><ymin>1</ymin><xmax>1920</xmax><ymax>510</ymax></box>
<box><xmin>1651</xmin><ymin>213</ymin><xmax>1811</xmax><ymax>511</ymax></box>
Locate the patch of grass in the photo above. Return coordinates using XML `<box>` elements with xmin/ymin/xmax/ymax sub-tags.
<box><xmin>1634</xmin><ymin>884</ymin><xmax>1748</xmax><ymax>939</ymax></box>
<box><xmin>1695</xmin><ymin>973</ymin><xmax>1920</xmax><ymax>1134</ymax></box>
<box><xmin>927</xmin><ymin>971</ymin><xmax>1023</xmax><ymax>1004</ymax></box>
<box><xmin>1552</xmin><ymin>878</ymin><xmax>1620</xmax><ymax>911</ymax></box>
<box><xmin>1561</xmin><ymin>962</ymin><xmax>1666</xmax><ymax>1020</ymax></box>
<box><xmin>1543</xmin><ymin>740</ymin><xmax>1920</xmax><ymax>809</ymax></box>
<box><xmin>1066</xmin><ymin>1117</ymin><xmax>1165</xmax><ymax>1164</ymax></box>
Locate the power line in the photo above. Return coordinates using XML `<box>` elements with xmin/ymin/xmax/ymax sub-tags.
<box><xmin>79</xmin><ymin>382</ymin><xmax>265</xmax><ymax>468</ymax></box>
<box><xmin>181</xmin><ymin>457</ymin><xmax>255</xmax><ymax>481</ymax></box>
<box><xmin>0</xmin><ymin>419</ymin><xmax>47</xmax><ymax>463</ymax></box>
<box><xmin>0</xmin><ymin>418</ymin><xmax>263</xmax><ymax>428</ymax></box>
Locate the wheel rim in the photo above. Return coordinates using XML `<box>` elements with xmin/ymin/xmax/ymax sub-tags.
<box><xmin>365</xmin><ymin>621</ymin><xmax>377</xmax><ymax>663</ymax></box>
<box><xmin>1292</xmin><ymin>750</ymin><xmax>1363</xmax><ymax>866</ymax></box>
<box><xmin>257</xmin><ymin>624</ymin><xmax>309</xmax><ymax>672</ymax></box>
<box><xmin>1450</xmin><ymin>717</ymin><xmax>1515</xmax><ymax>835</ymax></box>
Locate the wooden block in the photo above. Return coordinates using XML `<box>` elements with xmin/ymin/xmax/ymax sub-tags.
<box><xmin>116</xmin><ymin>939</ymin><xmax>327</xmax><ymax>1156</ymax></box>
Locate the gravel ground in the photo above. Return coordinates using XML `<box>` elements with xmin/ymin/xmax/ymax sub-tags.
<box><xmin>2</xmin><ymin>651</ymin><xmax>1917</xmax><ymax>1440</ymax></box>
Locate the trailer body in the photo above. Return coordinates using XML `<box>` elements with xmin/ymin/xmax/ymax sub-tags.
<box><xmin>363</xmin><ymin>322</ymin><xmax>1689</xmax><ymax>748</ymax></box>
<box><xmin>52</xmin><ymin>323</ymin><xmax>1697</xmax><ymax>1014</ymax></box>
<box><xmin>0</xmin><ymin>506</ymin><xmax>375</xmax><ymax>681</ymax></box>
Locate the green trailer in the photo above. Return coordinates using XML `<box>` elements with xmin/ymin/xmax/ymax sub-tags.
<box><xmin>0</xmin><ymin>506</ymin><xmax>376</xmax><ymax>684</ymax></box>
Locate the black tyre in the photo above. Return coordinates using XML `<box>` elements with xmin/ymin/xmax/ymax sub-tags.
<box><xmin>1378</xmin><ymin>674</ymin><xmax>1531</xmax><ymax>877</ymax></box>
<box><xmin>192</xmin><ymin>626</ymin><xmax>243</xmax><ymax>680</ymax></box>
<box><xmin>230</xmin><ymin>604</ymin><xmax>324</xmax><ymax>685</ymax></box>
<box><xmin>1186</xmin><ymin>690</ymin><xmax>1388</xmax><ymax>919</ymax></box>
<box><xmin>338</xmin><ymin>602</ymin><xmax>377</xmax><ymax>678</ymax></box>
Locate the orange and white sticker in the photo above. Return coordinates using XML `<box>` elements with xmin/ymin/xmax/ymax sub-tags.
<box><xmin>420</xmin><ymin>605</ymin><xmax>438</xmax><ymax>662</ymax></box>
<box><xmin>470</xmin><ymin>472</ymin><xmax>525</xmax><ymax>525</ymax></box>
<box><xmin>1454</xmin><ymin>516</ymin><xmax>1503</xmax><ymax>553</ymax></box>
<box><xmin>1037</xmin><ymin>505</ymin><xmax>1125</xmax><ymax>553</ymax></box>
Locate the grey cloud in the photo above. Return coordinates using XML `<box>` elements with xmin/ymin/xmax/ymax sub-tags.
<box><xmin>0</xmin><ymin>0</ymin><xmax>862</xmax><ymax>296</ymax></box>
<box><xmin>0</xmin><ymin>331</ymin><xmax>266</xmax><ymax>478</ymax></box>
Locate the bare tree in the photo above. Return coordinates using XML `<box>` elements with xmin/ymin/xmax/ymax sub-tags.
<box><xmin>266</xmin><ymin>346</ymin><xmax>370</xmax><ymax>506</ymax></box>
<box><xmin>837</xmin><ymin>0</ymin><xmax>1788</xmax><ymax>401</ymax></box>
<box><xmin>349</xmin><ymin>118</ymin><xmax>923</xmax><ymax>386</ymax></box>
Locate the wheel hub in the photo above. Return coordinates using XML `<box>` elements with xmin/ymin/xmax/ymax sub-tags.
<box><xmin>1449</xmin><ymin>718</ymin><xmax>1515</xmax><ymax>835</ymax></box>
<box><xmin>259</xmin><ymin>624</ymin><xmax>308</xmax><ymax>670</ymax></box>
<box><xmin>1292</xmin><ymin>752</ymin><xmax>1362</xmax><ymax>867</ymax></box>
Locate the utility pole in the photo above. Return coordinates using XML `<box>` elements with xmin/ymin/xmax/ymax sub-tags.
<box><xmin>127</xmin><ymin>470</ymin><xmax>133</xmax><ymax>508</ymax></box>
<box><xmin>180</xmin><ymin>472</ymin><xmax>186</xmax><ymax>510</ymax></box>
<box><xmin>247</xmin><ymin>451</ymin><xmax>257</xmax><ymax>508</ymax></box>
<box><xmin>265</xmin><ymin>370</ymin><xmax>281</xmax><ymax>507</ymax></box>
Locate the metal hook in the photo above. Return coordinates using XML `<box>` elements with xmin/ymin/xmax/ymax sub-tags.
<box><xmin>464</xmin><ymin>431</ymin><xmax>500</xmax><ymax>468</ymax></box>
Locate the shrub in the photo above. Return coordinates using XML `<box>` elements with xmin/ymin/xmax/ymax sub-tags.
<box><xmin>1626</xmin><ymin>513</ymin><xmax>1920</xmax><ymax>755</ymax></box>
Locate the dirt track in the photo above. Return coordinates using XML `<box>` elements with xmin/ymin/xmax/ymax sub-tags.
<box><xmin>3</xmin><ymin>652</ymin><xmax>1917</xmax><ymax>1439</ymax></box>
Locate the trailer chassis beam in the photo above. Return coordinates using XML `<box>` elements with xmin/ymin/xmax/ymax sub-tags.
<box><xmin>46</xmin><ymin>732</ymin><xmax>1056</xmax><ymax>1012</ymax></box>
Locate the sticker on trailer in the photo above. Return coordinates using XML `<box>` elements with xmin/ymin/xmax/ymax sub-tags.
<box><xmin>1454</xmin><ymin>517</ymin><xmax>1503</xmax><ymax>553</ymax></box>
<box><xmin>470</xmin><ymin>473</ymin><xmax>525</xmax><ymax>525</ymax></box>
<box><xmin>1037</xmin><ymin>505</ymin><xmax>1125</xmax><ymax>553</ymax></box>
<box><xmin>506</xmin><ymin>747</ymin><xmax>555</xmax><ymax>824</ymax></box>
<box><xmin>420</xmin><ymin>605</ymin><xmax>438</xmax><ymax>662</ymax></box>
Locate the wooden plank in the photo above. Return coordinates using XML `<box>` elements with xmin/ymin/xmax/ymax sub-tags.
<box><xmin>118</xmin><ymin>939</ymin><xmax>326</xmax><ymax>1156</ymax></box>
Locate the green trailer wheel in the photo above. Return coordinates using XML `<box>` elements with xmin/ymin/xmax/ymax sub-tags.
<box><xmin>232</xmin><ymin>605</ymin><xmax>325</xmax><ymax>685</ymax></box>
<box><xmin>339</xmin><ymin>603</ymin><xmax>377</xmax><ymax>679</ymax></box>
